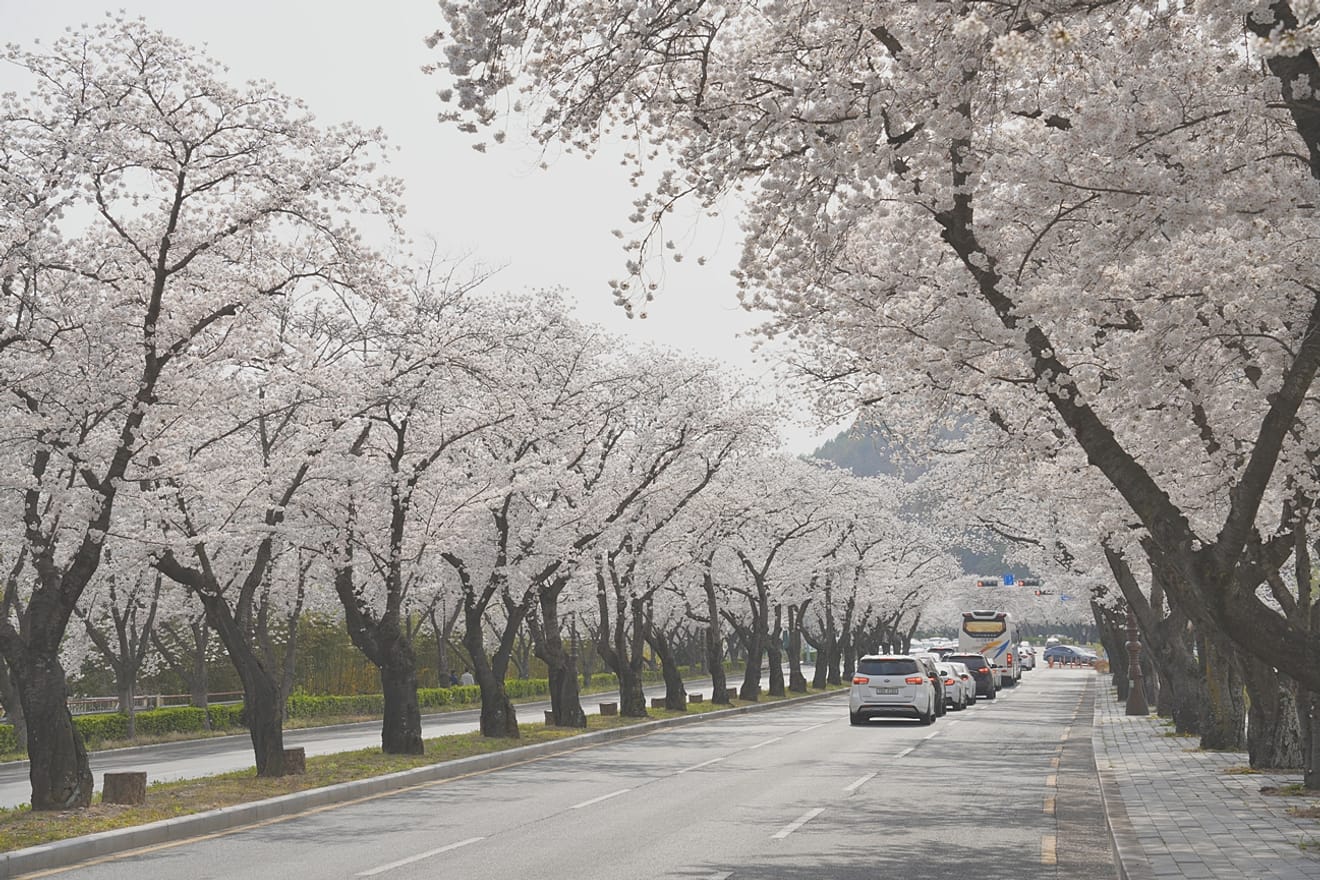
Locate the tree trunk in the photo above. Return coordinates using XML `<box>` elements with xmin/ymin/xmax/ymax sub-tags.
<box><xmin>0</xmin><ymin>653</ymin><xmax>29</xmax><ymax>752</ymax></box>
<box><xmin>119</xmin><ymin>680</ymin><xmax>137</xmax><ymax>740</ymax></box>
<box><xmin>739</xmin><ymin>596</ymin><xmax>765</xmax><ymax>701</ymax></box>
<box><xmin>704</xmin><ymin>576</ymin><xmax>729</xmax><ymax>704</ymax></box>
<box><xmin>530</xmin><ymin>586</ymin><xmax>586</xmax><ymax>728</ymax></box>
<box><xmin>767</xmin><ymin>605</ymin><xmax>785</xmax><ymax>697</ymax></box>
<box><xmin>463</xmin><ymin>610</ymin><xmax>518</xmax><ymax>738</ymax></box>
<box><xmin>379</xmin><ymin>648</ymin><xmax>424</xmax><ymax>755</ymax></box>
<box><xmin>1198</xmin><ymin>629</ymin><xmax>1246</xmax><ymax>751</ymax></box>
<box><xmin>14</xmin><ymin>649</ymin><xmax>93</xmax><ymax>809</ymax></box>
<box><xmin>1242</xmin><ymin>657</ymin><xmax>1303</xmax><ymax>769</ymax></box>
<box><xmin>788</xmin><ymin>601</ymin><xmax>808</xmax><ymax>693</ymax></box>
<box><xmin>647</xmin><ymin>626</ymin><xmax>687</xmax><ymax>711</ymax></box>
<box><xmin>1304</xmin><ymin>693</ymin><xmax>1320</xmax><ymax>789</ymax></box>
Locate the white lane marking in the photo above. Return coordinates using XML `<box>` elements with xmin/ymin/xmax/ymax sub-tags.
<box><xmin>704</xmin><ymin>873</ymin><xmax>733</xmax><ymax>880</ymax></box>
<box><xmin>799</xmin><ymin>722</ymin><xmax>827</xmax><ymax>732</ymax></box>
<box><xmin>357</xmin><ymin>837</ymin><xmax>484</xmax><ymax>876</ymax></box>
<box><xmin>922</xmin><ymin>731</ymin><xmax>940</xmax><ymax>740</ymax></box>
<box><xmin>572</xmin><ymin>788</ymin><xmax>631</xmax><ymax>809</ymax></box>
<box><xmin>748</xmin><ymin>736</ymin><xmax>783</xmax><ymax>750</ymax></box>
<box><xmin>896</xmin><ymin>746</ymin><xmax>915</xmax><ymax>758</ymax></box>
<box><xmin>772</xmin><ymin>807</ymin><xmax>825</xmax><ymax>839</ymax></box>
<box><xmin>844</xmin><ymin>772</ymin><xmax>876</xmax><ymax>792</ymax></box>
<box><xmin>946</xmin><ymin>719</ymin><xmax>961</xmax><ymax>728</ymax></box>
<box><xmin>677</xmin><ymin>757</ymin><xmax>725</xmax><ymax>774</ymax></box>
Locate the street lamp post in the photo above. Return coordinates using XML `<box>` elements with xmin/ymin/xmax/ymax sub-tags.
<box><xmin>1125</xmin><ymin>606</ymin><xmax>1149</xmax><ymax>716</ymax></box>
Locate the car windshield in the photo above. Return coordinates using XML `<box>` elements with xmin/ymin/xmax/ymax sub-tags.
<box><xmin>948</xmin><ymin>655</ymin><xmax>987</xmax><ymax>667</ymax></box>
<box><xmin>857</xmin><ymin>658</ymin><xmax>919</xmax><ymax>676</ymax></box>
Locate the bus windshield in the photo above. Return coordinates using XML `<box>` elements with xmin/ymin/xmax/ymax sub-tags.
<box><xmin>962</xmin><ymin>619</ymin><xmax>1006</xmax><ymax>636</ymax></box>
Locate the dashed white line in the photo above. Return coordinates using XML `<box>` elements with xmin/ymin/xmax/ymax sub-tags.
<box><xmin>799</xmin><ymin>722</ymin><xmax>828</xmax><ymax>732</ymax></box>
<box><xmin>772</xmin><ymin>807</ymin><xmax>825</xmax><ymax>839</ymax></box>
<box><xmin>677</xmin><ymin>757</ymin><xmax>724</xmax><ymax>774</ymax></box>
<box><xmin>749</xmin><ymin>736</ymin><xmax>784</xmax><ymax>750</ymax></box>
<box><xmin>922</xmin><ymin>730</ymin><xmax>940</xmax><ymax>740</ymax></box>
<box><xmin>572</xmin><ymin>788</ymin><xmax>631</xmax><ymax>809</ymax></box>
<box><xmin>357</xmin><ymin>837</ymin><xmax>484</xmax><ymax>876</ymax></box>
<box><xmin>703</xmin><ymin>873</ymin><xmax>733</xmax><ymax>880</ymax></box>
<box><xmin>844</xmin><ymin>772</ymin><xmax>876</xmax><ymax>792</ymax></box>
<box><xmin>895</xmin><ymin>746</ymin><xmax>915</xmax><ymax>758</ymax></box>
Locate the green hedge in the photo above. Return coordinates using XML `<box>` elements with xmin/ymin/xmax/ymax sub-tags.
<box><xmin>0</xmin><ymin>667</ymin><xmax>735</xmax><ymax>752</ymax></box>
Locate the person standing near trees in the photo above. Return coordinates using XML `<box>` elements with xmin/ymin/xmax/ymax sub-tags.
<box><xmin>460</xmin><ymin>669</ymin><xmax>475</xmax><ymax>686</ymax></box>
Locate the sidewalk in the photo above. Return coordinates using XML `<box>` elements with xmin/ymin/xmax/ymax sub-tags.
<box><xmin>1094</xmin><ymin>682</ymin><xmax>1320</xmax><ymax>880</ymax></box>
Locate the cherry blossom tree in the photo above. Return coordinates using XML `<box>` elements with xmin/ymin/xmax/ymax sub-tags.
<box><xmin>431</xmin><ymin>0</ymin><xmax>1320</xmax><ymax>700</ymax></box>
<box><xmin>0</xmin><ymin>17</ymin><xmax>401</xmax><ymax>799</ymax></box>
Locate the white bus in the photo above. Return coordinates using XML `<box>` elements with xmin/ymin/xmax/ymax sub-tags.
<box><xmin>958</xmin><ymin>610</ymin><xmax>1020</xmax><ymax>689</ymax></box>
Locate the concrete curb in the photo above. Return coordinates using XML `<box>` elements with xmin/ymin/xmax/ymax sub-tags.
<box><xmin>1091</xmin><ymin>689</ymin><xmax>1155</xmax><ymax>880</ymax></box>
<box><xmin>2</xmin><ymin>689</ymin><xmax>845</xmax><ymax>878</ymax></box>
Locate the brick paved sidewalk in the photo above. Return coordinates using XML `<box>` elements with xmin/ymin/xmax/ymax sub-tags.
<box><xmin>1093</xmin><ymin>681</ymin><xmax>1320</xmax><ymax>880</ymax></box>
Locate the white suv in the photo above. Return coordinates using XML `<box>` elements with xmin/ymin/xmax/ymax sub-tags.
<box><xmin>850</xmin><ymin>655</ymin><xmax>938</xmax><ymax>725</ymax></box>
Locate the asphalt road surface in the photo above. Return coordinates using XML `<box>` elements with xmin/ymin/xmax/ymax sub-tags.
<box><xmin>23</xmin><ymin>668</ymin><xmax>1115</xmax><ymax>880</ymax></box>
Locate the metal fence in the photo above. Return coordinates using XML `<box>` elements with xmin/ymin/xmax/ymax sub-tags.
<box><xmin>66</xmin><ymin>692</ymin><xmax>244</xmax><ymax>715</ymax></box>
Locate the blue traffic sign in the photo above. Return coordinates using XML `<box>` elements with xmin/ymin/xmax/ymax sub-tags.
<box><xmin>1002</xmin><ymin>574</ymin><xmax>1015</xmax><ymax>586</ymax></box>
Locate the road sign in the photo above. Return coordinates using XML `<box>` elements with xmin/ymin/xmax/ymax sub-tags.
<box><xmin>1002</xmin><ymin>574</ymin><xmax>1015</xmax><ymax>586</ymax></box>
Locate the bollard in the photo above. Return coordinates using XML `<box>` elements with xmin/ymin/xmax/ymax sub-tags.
<box><xmin>544</xmin><ymin>710</ymin><xmax>556</xmax><ymax>726</ymax></box>
<box><xmin>650</xmin><ymin>697</ymin><xmax>666</xmax><ymax>709</ymax></box>
<box><xmin>689</xmin><ymin>693</ymin><xmax>704</xmax><ymax>703</ymax></box>
<box><xmin>599</xmin><ymin>701</ymin><xmax>618</xmax><ymax>716</ymax></box>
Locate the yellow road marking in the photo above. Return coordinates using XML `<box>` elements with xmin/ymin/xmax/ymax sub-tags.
<box><xmin>1043</xmin><ymin>795</ymin><xmax>1055</xmax><ymax>815</ymax></box>
<box><xmin>1045</xmin><ymin>774</ymin><xmax>1057</xmax><ymax>788</ymax></box>
<box><xmin>1041</xmin><ymin>834</ymin><xmax>1057</xmax><ymax>865</ymax></box>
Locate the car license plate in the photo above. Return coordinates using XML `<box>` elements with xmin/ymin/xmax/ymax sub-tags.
<box><xmin>875</xmin><ymin>687</ymin><xmax>899</xmax><ymax>695</ymax></box>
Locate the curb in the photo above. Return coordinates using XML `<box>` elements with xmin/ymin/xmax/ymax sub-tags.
<box><xmin>2</xmin><ymin>689</ymin><xmax>845</xmax><ymax>878</ymax></box>
<box><xmin>1091</xmin><ymin>689</ymin><xmax>1155</xmax><ymax>880</ymax></box>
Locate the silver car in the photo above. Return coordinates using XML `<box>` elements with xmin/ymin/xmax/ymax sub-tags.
<box><xmin>939</xmin><ymin>661</ymin><xmax>976</xmax><ymax>710</ymax></box>
<box><xmin>850</xmin><ymin>654</ymin><xmax>937</xmax><ymax>725</ymax></box>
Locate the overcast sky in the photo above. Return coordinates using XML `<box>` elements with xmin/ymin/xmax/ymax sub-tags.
<box><xmin>2</xmin><ymin>1</ymin><xmax>845</xmax><ymax>453</ymax></box>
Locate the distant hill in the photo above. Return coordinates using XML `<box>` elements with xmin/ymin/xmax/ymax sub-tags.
<box><xmin>809</xmin><ymin>423</ymin><xmax>1010</xmax><ymax>577</ymax></box>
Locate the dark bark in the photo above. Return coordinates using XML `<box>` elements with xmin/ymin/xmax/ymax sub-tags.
<box><xmin>1243</xmin><ymin>656</ymin><xmax>1303</xmax><ymax>769</ymax></box>
<box><xmin>379</xmin><ymin>655</ymin><xmax>424</xmax><ymax>755</ymax></box>
<box><xmin>0</xmin><ymin>653</ymin><xmax>27</xmax><ymax>751</ymax></box>
<box><xmin>528</xmin><ymin>579</ymin><xmax>586</xmax><ymax>728</ymax></box>
<box><xmin>646</xmin><ymin>624</ymin><xmax>687</xmax><ymax>711</ymax></box>
<box><xmin>788</xmin><ymin>600</ymin><xmax>809</xmax><ymax>693</ymax></box>
<box><xmin>1198</xmin><ymin>629</ymin><xmax>1246</xmax><ymax>751</ymax></box>
<box><xmin>701</xmin><ymin>573</ymin><xmax>729</xmax><ymax>704</ymax></box>
<box><xmin>6</xmin><ymin>646</ymin><xmax>92</xmax><ymax>809</ymax></box>
<box><xmin>767</xmin><ymin>605</ymin><xmax>785</xmax><ymax>697</ymax></box>
<box><xmin>462</xmin><ymin>605</ymin><xmax>518</xmax><ymax>737</ymax></box>
<box><xmin>738</xmin><ymin>593</ymin><xmax>765</xmax><ymax>701</ymax></box>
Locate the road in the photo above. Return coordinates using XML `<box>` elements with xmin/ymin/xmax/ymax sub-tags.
<box><xmin>23</xmin><ymin>669</ymin><xmax>1115</xmax><ymax>880</ymax></box>
<box><xmin>0</xmin><ymin>677</ymin><xmax>732</xmax><ymax>809</ymax></box>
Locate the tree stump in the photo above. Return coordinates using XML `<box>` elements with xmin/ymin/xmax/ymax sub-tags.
<box><xmin>725</xmin><ymin>688</ymin><xmax>740</xmax><ymax>701</ymax></box>
<box><xmin>599</xmin><ymin>702</ymin><xmax>618</xmax><ymax>716</ymax></box>
<box><xmin>102</xmin><ymin>772</ymin><xmax>147</xmax><ymax>805</ymax></box>
<box><xmin>281</xmin><ymin>747</ymin><xmax>306</xmax><ymax>775</ymax></box>
<box><xmin>650</xmin><ymin>697</ymin><xmax>666</xmax><ymax>709</ymax></box>
<box><xmin>689</xmin><ymin>693</ymin><xmax>704</xmax><ymax>703</ymax></box>
<box><xmin>544</xmin><ymin>710</ymin><xmax>556</xmax><ymax>726</ymax></box>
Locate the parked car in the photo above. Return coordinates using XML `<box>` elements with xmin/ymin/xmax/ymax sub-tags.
<box><xmin>850</xmin><ymin>655</ymin><xmax>938</xmax><ymax>725</ymax></box>
<box><xmin>912</xmin><ymin>653</ymin><xmax>948</xmax><ymax>716</ymax></box>
<box><xmin>1018</xmin><ymin>644</ymin><xmax>1036</xmax><ymax>671</ymax></box>
<box><xmin>937</xmin><ymin>661</ymin><xmax>973</xmax><ymax>710</ymax></box>
<box><xmin>946</xmin><ymin>652</ymin><xmax>997</xmax><ymax>699</ymax></box>
<box><xmin>1043</xmin><ymin>644</ymin><xmax>1096</xmax><ymax>667</ymax></box>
